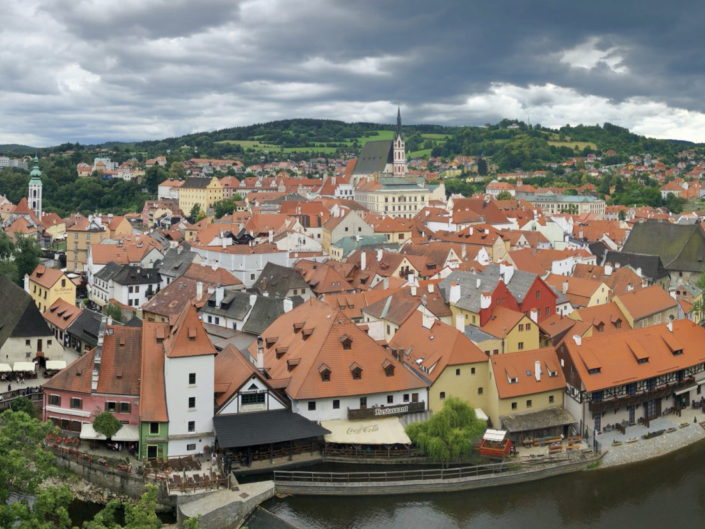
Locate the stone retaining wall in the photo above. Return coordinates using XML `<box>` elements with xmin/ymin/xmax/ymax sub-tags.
<box><xmin>275</xmin><ymin>456</ymin><xmax>600</xmax><ymax>496</ymax></box>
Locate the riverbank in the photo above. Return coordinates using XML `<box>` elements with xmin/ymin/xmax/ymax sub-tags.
<box><xmin>258</xmin><ymin>440</ymin><xmax>705</xmax><ymax>529</ymax></box>
<box><xmin>600</xmin><ymin>416</ymin><xmax>705</xmax><ymax>468</ymax></box>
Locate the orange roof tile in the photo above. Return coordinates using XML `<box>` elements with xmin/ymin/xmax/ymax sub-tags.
<box><xmin>140</xmin><ymin>321</ymin><xmax>169</xmax><ymax>422</ymax></box>
<box><xmin>28</xmin><ymin>265</ymin><xmax>66</xmax><ymax>289</ymax></box>
<box><xmin>250</xmin><ymin>299</ymin><xmax>426</xmax><ymax>400</ymax></box>
<box><xmin>614</xmin><ymin>285</ymin><xmax>678</xmax><ymax>321</ymax></box>
<box><xmin>491</xmin><ymin>347</ymin><xmax>565</xmax><ymax>398</ymax></box>
<box><xmin>564</xmin><ymin>320</ymin><xmax>705</xmax><ymax>392</ymax></box>
<box><xmin>391</xmin><ymin>312</ymin><xmax>487</xmax><ymax>382</ymax></box>
<box><xmin>43</xmin><ymin>298</ymin><xmax>81</xmax><ymax>330</ymax></box>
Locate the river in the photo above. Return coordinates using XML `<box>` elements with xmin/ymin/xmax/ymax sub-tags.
<box><xmin>259</xmin><ymin>441</ymin><xmax>705</xmax><ymax>529</ymax></box>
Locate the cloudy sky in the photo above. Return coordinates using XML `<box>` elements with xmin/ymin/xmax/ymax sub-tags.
<box><xmin>4</xmin><ymin>0</ymin><xmax>705</xmax><ymax>146</ymax></box>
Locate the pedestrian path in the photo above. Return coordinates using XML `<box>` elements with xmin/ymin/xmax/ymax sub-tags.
<box><xmin>597</xmin><ymin>408</ymin><xmax>705</xmax><ymax>467</ymax></box>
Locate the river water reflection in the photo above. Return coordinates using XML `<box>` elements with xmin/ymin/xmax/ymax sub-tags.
<box><xmin>262</xmin><ymin>441</ymin><xmax>705</xmax><ymax>529</ymax></box>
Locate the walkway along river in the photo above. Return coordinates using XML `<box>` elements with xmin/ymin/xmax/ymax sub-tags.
<box><xmin>259</xmin><ymin>440</ymin><xmax>705</xmax><ymax>529</ymax></box>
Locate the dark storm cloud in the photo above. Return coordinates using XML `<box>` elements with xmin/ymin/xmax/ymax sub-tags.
<box><xmin>3</xmin><ymin>0</ymin><xmax>705</xmax><ymax>145</ymax></box>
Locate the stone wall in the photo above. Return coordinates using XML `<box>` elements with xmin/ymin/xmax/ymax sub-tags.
<box><xmin>53</xmin><ymin>453</ymin><xmax>175</xmax><ymax>506</ymax></box>
<box><xmin>275</xmin><ymin>456</ymin><xmax>599</xmax><ymax>496</ymax></box>
<box><xmin>177</xmin><ymin>482</ymin><xmax>276</xmax><ymax>529</ymax></box>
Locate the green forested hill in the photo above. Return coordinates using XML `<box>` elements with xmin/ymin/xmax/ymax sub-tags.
<box><xmin>0</xmin><ymin>119</ymin><xmax>700</xmax><ymax>171</ymax></box>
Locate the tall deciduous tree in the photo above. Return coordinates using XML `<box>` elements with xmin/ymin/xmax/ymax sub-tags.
<box><xmin>405</xmin><ymin>397</ymin><xmax>486</xmax><ymax>464</ymax></box>
<box><xmin>93</xmin><ymin>411</ymin><xmax>122</xmax><ymax>440</ymax></box>
<box><xmin>14</xmin><ymin>235</ymin><xmax>40</xmax><ymax>285</ymax></box>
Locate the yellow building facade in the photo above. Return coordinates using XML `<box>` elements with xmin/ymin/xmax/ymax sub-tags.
<box><xmin>178</xmin><ymin>177</ymin><xmax>224</xmax><ymax>215</ymax></box>
<box><xmin>26</xmin><ymin>265</ymin><xmax>76</xmax><ymax>313</ymax></box>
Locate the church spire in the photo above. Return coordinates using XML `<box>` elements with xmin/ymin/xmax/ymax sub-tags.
<box><xmin>28</xmin><ymin>155</ymin><xmax>43</xmax><ymax>220</ymax></box>
<box><xmin>393</xmin><ymin>107</ymin><xmax>407</xmax><ymax>177</ymax></box>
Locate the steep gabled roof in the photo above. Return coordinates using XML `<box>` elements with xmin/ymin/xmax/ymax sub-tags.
<box><xmin>253</xmin><ymin>262</ymin><xmax>309</xmax><ymax>297</ymax></box>
<box><xmin>622</xmin><ymin>220</ymin><xmax>705</xmax><ymax>273</ymax></box>
<box><xmin>164</xmin><ymin>305</ymin><xmax>215</xmax><ymax>358</ymax></box>
<box><xmin>564</xmin><ymin>320</ymin><xmax>705</xmax><ymax>392</ymax></box>
<box><xmin>491</xmin><ymin>347</ymin><xmax>565</xmax><ymax>398</ymax></box>
<box><xmin>390</xmin><ymin>312</ymin><xmax>487</xmax><ymax>382</ymax></box>
<box><xmin>353</xmin><ymin>140</ymin><xmax>393</xmax><ymax>175</ymax></box>
<box><xmin>0</xmin><ymin>275</ymin><xmax>52</xmax><ymax>347</ymax></box>
<box><xmin>140</xmin><ymin>321</ymin><xmax>169</xmax><ymax>422</ymax></box>
<box><xmin>250</xmin><ymin>299</ymin><xmax>426</xmax><ymax>400</ymax></box>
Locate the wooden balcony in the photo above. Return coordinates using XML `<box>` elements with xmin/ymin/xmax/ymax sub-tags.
<box><xmin>347</xmin><ymin>401</ymin><xmax>425</xmax><ymax>420</ymax></box>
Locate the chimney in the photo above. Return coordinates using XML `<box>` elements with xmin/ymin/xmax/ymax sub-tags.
<box><xmin>256</xmin><ymin>337</ymin><xmax>264</xmax><ymax>370</ymax></box>
<box><xmin>480</xmin><ymin>292</ymin><xmax>492</xmax><ymax>310</ymax></box>
<box><xmin>449</xmin><ymin>282</ymin><xmax>461</xmax><ymax>304</ymax></box>
<box><xmin>500</xmin><ymin>264</ymin><xmax>514</xmax><ymax>284</ymax></box>
<box><xmin>283</xmin><ymin>298</ymin><xmax>293</xmax><ymax>313</ymax></box>
<box><xmin>455</xmin><ymin>313</ymin><xmax>465</xmax><ymax>332</ymax></box>
<box><xmin>23</xmin><ymin>274</ymin><xmax>29</xmax><ymax>293</ymax></box>
<box><xmin>428</xmin><ymin>283</ymin><xmax>434</xmax><ymax>293</ymax></box>
<box><xmin>469</xmin><ymin>227</ymin><xmax>474</xmax><ymax>236</ymax></box>
<box><xmin>529</xmin><ymin>309</ymin><xmax>538</xmax><ymax>323</ymax></box>
<box><xmin>572</xmin><ymin>334</ymin><xmax>582</xmax><ymax>346</ymax></box>
<box><xmin>215</xmin><ymin>285</ymin><xmax>224</xmax><ymax>307</ymax></box>
<box><xmin>476</xmin><ymin>278</ymin><xmax>481</xmax><ymax>289</ymax></box>
<box><xmin>249</xmin><ymin>294</ymin><xmax>257</xmax><ymax>307</ymax></box>
<box><xmin>422</xmin><ymin>311</ymin><xmax>435</xmax><ymax>330</ymax></box>
<box><xmin>636</xmin><ymin>267</ymin><xmax>642</xmax><ymax>277</ymax></box>
<box><xmin>360</xmin><ymin>251</ymin><xmax>366</xmax><ymax>271</ymax></box>
<box><xmin>562</xmin><ymin>280</ymin><xmax>569</xmax><ymax>294</ymax></box>
<box><xmin>196</xmin><ymin>281</ymin><xmax>203</xmax><ymax>300</ymax></box>
<box><xmin>604</xmin><ymin>264</ymin><xmax>613</xmax><ymax>276</ymax></box>
<box><xmin>268</xmin><ymin>229</ymin><xmax>273</xmax><ymax>243</ymax></box>
<box><xmin>411</xmin><ymin>285</ymin><xmax>417</xmax><ymax>296</ymax></box>
<box><xmin>376</xmin><ymin>249</ymin><xmax>383</xmax><ymax>262</ymax></box>
<box><xmin>667</xmin><ymin>321</ymin><xmax>673</xmax><ymax>332</ymax></box>
<box><xmin>534</xmin><ymin>360</ymin><xmax>541</xmax><ymax>382</ymax></box>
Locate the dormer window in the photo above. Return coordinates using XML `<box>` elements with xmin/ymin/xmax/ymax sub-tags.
<box><xmin>275</xmin><ymin>346</ymin><xmax>288</xmax><ymax>359</ymax></box>
<box><xmin>293</xmin><ymin>322</ymin><xmax>304</xmax><ymax>333</ymax></box>
<box><xmin>340</xmin><ymin>335</ymin><xmax>352</xmax><ymax>350</ymax></box>
<box><xmin>350</xmin><ymin>362</ymin><xmax>362</xmax><ymax>380</ymax></box>
<box><xmin>383</xmin><ymin>360</ymin><xmax>395</xmax><ymax>377</ymax></box>
<box><xmin>287</xmin><ymin>358</ymin><xmax>300</xmax><ymax>372</ymax></box>
<box><xmin>507</xmin><ymin>376</ymin><xmax>519</xmax><ymax>384</ymax></box>
<box><xmin>265</xmin><ymin>337</ymin><xmax>278</xmax><ymax>348</ymax></box>
<box><xmin>673</xmin><ymin>348</ymin><xmax>683</xmax><ymax>356</ymax></box>
<box><xmin>637</xmin><ymin>357</ymin><xmax>649</xmax><ymax>364</ymax></box>
<box><xmin>588</xmin><ymin>367</ymin><xmax>601</xmax><ymax>374</ymax></box>
<box><xmin>319</xmin><ymin>363</ymin><xmax>331</xmax><ymax>382</ymax></box>
<box><xmin>302</xmin><ymin>328</ymin><xmax>314</xmax><ymax>340</ymax></box>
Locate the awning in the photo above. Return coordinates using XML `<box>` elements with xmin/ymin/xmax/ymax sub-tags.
<box><xmin>214</xmin><ymin>410</ymin><xmax>330</xmax><ymax>449</ymax></box>
<box><xmin>321</xmin><ymin>417</ymin><xmax>411</xmax><ymax>445</ymax></box>
<box><xmin>80</xmin><ymin>423</ymin><xmax>107</xmax><ymax>441</ymax></box>
<box><xmin>112</xmin><ymin>424</ymin><xmax>139</xmax><ymax>442</ymax></box>
<box><xmin>675</xmin><ymin>384</ymin><xmax>698</xmax><ymax>396</ymax></box>
<box><xmin>475</xmin><ymin>408</ymin><xmax>489</xmax><ymax>422</ymax></box>
<box><xmin>483</xmin><ymin>429</ymin><xmax>507</xmax><ymax>442</ymax></box>
<box><xmin>12</xmin><ymin>362</ymin><xmax>36</xmax><ymax>372</ymax></box>
<box><xmin>500</xmin><ymin>407</ymin><xmax>577</xmax><ymax>433</ymax></box>
<box><xmin>0</xmin><ymin>363</ymin><xmax>11</xmax><ymax>373</ymax></box>
<box><xmin>45</xmin><ymin>360</ymin><xmax>67</xmax><ymax>371</ymax></box>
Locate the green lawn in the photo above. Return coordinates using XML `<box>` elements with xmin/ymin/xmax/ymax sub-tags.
<box><xmin>420</xmin><ymin>133</ymin><xmax>451</xmax><ymax>140</ymax></box>
<box><xmin>409</xmin><ymin>148</ymin><xmax>433</xmax><ymax>158</ymax></box>
<box><xmin>215</xmin><ymin>139</ymin><xmax>279</xmax><ymax>150</ymax></box>
<box><xmin>547</xmin><ymin>140</ymin><xmax>597</xmax><ymax>150</ymax></box>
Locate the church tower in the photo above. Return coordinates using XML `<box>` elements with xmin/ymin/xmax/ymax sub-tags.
<box><xmin>393</xmin><ymin>107</ymin><xmax>407</xmax><ymax>176</ymax></box>
<box><xmin>28</xmin><ymin>156</ymin><xmax>42</xmax><ymax>220</ymax></box>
